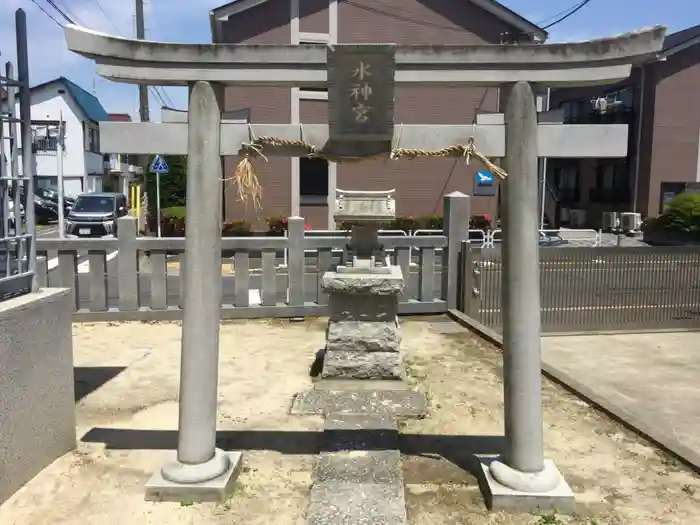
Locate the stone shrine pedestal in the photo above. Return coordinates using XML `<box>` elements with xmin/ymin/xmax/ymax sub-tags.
<box><xmin>318</xmin><ymin>188</ymin><xmax>407</xmax><ymax>381</ymax></box>
<box><xmin>321</xmin><ymin>266</ymin><xmax>405</xmax><ymax>380</ymax></box>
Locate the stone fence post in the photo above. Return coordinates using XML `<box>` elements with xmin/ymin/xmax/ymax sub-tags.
<box><xmin>116</xmin><ymin>216</ymin><xmax>139</xmax><ymax>311</ymax></box>
<box><xmin>287</xmin><ymin>216</ymin><xmax>305</xmax><ymax>306</ymax></box>
<box><xmin>442</xmin><ymin>191</ymin><xmax>470</xmax><ymax>310</ymax></box>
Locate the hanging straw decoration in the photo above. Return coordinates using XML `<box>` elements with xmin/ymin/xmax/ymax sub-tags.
<box><xmin>228</xmin><ymin>124</ymin><xmax>508</xmax><ymax>211</ymax></box>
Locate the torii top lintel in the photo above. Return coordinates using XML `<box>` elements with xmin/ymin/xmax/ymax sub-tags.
<box><xmin>64</xmin><ymin>24</ymin><xmax>665</xmax><ymax>88</ymax></box>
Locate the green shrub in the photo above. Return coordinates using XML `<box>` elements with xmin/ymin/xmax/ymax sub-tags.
<box><xmin>420</xmin><ymin>215</ymin><xmax>443</xmax><ymax>230</ymax></box>
<box><xmin>222</xmin><ymin>220</ymin><xmax>252</xmax><ymax>236</ymax></box>
<box><xmin>159</xmin><ymin>207</ymin><xmax>252</xmax><ymax>237</ymax></box>
<box><xmin>664</xmin><ymin>192</ymin><xmax>700</xmax><ymax>233</ymax></box>
<box><xmin>469</xmin><ymin>214</ymin><xmax>492</xmax><ymax>230</ymax></box>
<box><xmin>389</xmin><ymin>216</ymin><xmax>421</xmax><ymax>232</ymax></box>
<box><xmin>162</xmin><ymin>206</ymin><xmax>186</xmax><ymax>220</ymax></box>
<box><xmin>265</xmin><ymin>215</ymin><xmax>288</xmax><ymax>233</ymax></box>
<box><xmin>161</xmin><ymin>206</ymin><xmax>187</xmax><ymax>236</ymax></box>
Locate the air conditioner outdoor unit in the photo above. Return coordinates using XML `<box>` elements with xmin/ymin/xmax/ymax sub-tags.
<box><xmin>591</xmin><ymin>96</ymin><xmax>623</xmax><ymax>115</ymax></box>
<box><xmin>601</xmin><ymin>212</ymin><xmax>620</xmax><ymax>233</ymax></box>
<box><xmin>619</xmin><ymin>212</ymin><xmax>642</xmax><ymax>232</ymax></box>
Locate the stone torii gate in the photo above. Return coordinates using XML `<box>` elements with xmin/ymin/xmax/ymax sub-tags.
<box><xmin>63</xmin><ymin>25</ymin><xmax>664</xmax><ymax>510</ymax></box>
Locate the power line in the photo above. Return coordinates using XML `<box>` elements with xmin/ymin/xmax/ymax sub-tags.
<box><xmin>536</xmin><ymin>3</ymin><xmax>583</xmax><ymax>26</ymax></box>
<box><xmin>43</xmin><ymin>0</ymin><xmax>75</xmax><ymax>24</ymax></box>
<box><xmin>344</xmin><ymin>0</ymin><xmax>473</xmax><ymax>33</ymax></box>
<box><xmin>541</xmin><ymin>0</ymin><xmax>592</xmax><ymax>30</ymax></box>
<box><xmin>51</xmin><ymin>0</ymin><xmax>85</xmax><ymax>26</ymax></box>
<box><xmin>27</xmin><ymin>0</ymin><xmax>62</xmax><ymax>26</ymax></box>
<box><xmin>83</xmin><ymin>0</ymin><xmax>175</xmax><ymax>109</ymax></box>
<box><xmin>92</xmin><ymin>0</ymin><xmax>113</xmax><ymax>27</ymax></box>
<box><xmin>25</xmin><ymin>0</ymin><xmax>173</xmax><ymax>115</ymax></box>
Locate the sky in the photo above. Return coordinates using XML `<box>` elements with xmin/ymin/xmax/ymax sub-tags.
<box><xmin>0</xmin><ymin>0</ymin><xmax>697</xmax><ymax>119</ymax></box>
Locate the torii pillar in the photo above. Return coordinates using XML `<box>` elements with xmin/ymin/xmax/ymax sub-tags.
<box><xmin>144</xmin><ymin>81</ymin><xmax>243</xmax><ymax>502</ymax></box>
<box><xmin>478</xmin><ymin>81</ymin><xmax>574</xmax><ymax>512</ymax></box>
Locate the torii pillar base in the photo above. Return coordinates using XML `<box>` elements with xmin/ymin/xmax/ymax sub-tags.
<box><xmin>145</xmin><ymin>450</ymin><xmax>243</xmax><ymax>503</ymax></box>
<box><xmin>477</xmin><ymin>459</ymin><xmax>574</xmax><ymax>513</ymax></box>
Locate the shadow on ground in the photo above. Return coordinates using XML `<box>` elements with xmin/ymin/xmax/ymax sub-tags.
<box><xmin>81</xmin><ymin>427</ymin><xmax>505</xmax><ymax>476</ymax></box>
<box><xmin>74</xmin><ymin>367</ymin><xmax>126</xmax><ymax>403</ymax></box>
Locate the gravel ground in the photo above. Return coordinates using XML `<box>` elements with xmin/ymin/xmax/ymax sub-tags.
<box><xmin>1</xmin><ymin>317</ymin><xmax>699</xmax><ymax>525</ymax></box>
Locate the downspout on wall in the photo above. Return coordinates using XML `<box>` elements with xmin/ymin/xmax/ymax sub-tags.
<box><xmin>632</xmin><ymin>65</ymin><xmax>645</xmax><ymax>214</ymax></box>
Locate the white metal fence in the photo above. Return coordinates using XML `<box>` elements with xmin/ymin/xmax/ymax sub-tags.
<box><xmin>277</xmin><ymin>228</ymin><xmax>603</xmax><ymax>265</ymax></box>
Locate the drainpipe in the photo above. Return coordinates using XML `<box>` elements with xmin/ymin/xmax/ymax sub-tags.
<box><xmin>539</xmin><ymin>87</ymin><xmax>551</xmax><ymax>229</ymax></box>
<box><xmin>632</xmin><ymin>65</ymin><xmax>645</xmax><ymax>214</ymax></box>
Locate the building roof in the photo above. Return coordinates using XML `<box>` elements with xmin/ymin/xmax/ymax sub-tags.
<box><xmin>31</xmin><ymin>77</ymin><xmax>109</xmax><ymax>122</ymax></box>
<box><xmin>210</xmin><ymin>0</ymin><xmax>547</xmax><ymax>43</ymax></box>
<box><xmin>661</xmin><ymin>24</ymin><xmax>700</xmax><ymax>57</ymax></box>
<box><xmin>108</xmin><ymin>113</ymin><xmax>132</xmax><ymax>122</ymax></box>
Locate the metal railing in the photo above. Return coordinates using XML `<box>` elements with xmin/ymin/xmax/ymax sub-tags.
<box><xmin>280</xmin><ymin>229</ymin><xmax>409</xmax><ymax>267</ymax></box>
<box><xmin>460</xmin><ymin>243</ymin><xmax>700</xmax><ymax>333</ymax></box>
<box><xmin>484</xmin><ymin>228</ymin><xmax>602</xmax><ymax>247</ymax></box>
<box><xmin>1</xmin><ymin>44</ymin><xmax>35</xmax><ymax>302</ymax></box>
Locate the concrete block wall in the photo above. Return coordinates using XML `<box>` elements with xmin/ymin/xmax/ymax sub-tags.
<box><xmin>0</xmin><ymin>288</ymin><xmax>76</xmax><ymax>504</ymax></box>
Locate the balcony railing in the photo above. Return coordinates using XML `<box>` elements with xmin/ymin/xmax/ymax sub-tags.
<box><xmin>564</xmin><ymin>110</ymin><xmax>634</xmax><ymax>125</ymax></box>
<box><xmin>31</xmin><ymin>137</ymin><xmax>58</xmax><ymax>154</ymax></box>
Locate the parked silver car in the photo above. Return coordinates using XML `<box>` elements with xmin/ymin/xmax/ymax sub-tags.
<box><xmin>65</xmin><ymin>192</ymin><xmax>129</xmax><ymax>238</ymax></box>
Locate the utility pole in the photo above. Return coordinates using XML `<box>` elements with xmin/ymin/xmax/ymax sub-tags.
<box><xmin>135</xmin><ymin>0</ymin><xmax>149</xmax><ymax>124</ymax></box>
<box><xmin>57</xmin><ymin>112</ymin><xmax>65</xmax><ymax>238</ymax></box>
<box><xmin>135</xmin><ymin>0</ymin><xmax>149</xmax><ymax>232</ymax></box>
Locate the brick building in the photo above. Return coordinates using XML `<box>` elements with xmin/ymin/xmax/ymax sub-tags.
<box><xmin>210</xmin><ymin>0</ymin><xmax>547</xmax><ymax>227</ymax></box>
<box><xmin>547</xmin><ymin>25</ymin><xmax>700</xmax><ymax>228</ymax></box>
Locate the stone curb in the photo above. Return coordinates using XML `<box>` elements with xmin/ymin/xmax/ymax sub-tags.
<box><xmin>446</xmin><ymin>309</ymin><xmax>700</xmax><ymax>475</ymax></box>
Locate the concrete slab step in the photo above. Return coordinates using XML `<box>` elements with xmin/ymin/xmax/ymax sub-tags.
<box><xmin>307</xmin><ymin>481</ymin><xmax>407</xmax><ymax>525</ymax></box>
<box><xmin>323</xmin><ymin>413</ymin><xmax>399</xmax><ymax>451</ymax></box>
<box><xmin>314</xmin><ymin>450</ymin><xmax>402</xmax><ymax>484</ymax></box>
<box><xmin>313</xmin><ymin>379</ymin><xmax>409</xmax><ymax>392</ymax></box>
<box><xmin>291</xmin><ymin>389</ymin><xmax>428</xmax><ymax>418</ymax></box>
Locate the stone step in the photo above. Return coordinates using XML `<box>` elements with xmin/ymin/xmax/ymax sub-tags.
<box><xmin>324</xmin><ymin>413</ymin><xmax>399</xmax><ymax>451</ymax></box>
<box><xmin>313</xmin><ymin>379</ymin><xmax>409</xmax><ymax>392</ymax></box>
<box><xmin>307</xmin><ymin>481</ymin><xmax>407</xmax><ymax>525</ymax></box>
<box><xmin>321</xmin><ymin>350</ymin><xmax>404</xmax><ymax>380</ymax></box>
<box><xmin>291</xmin><ymin>389</ymin><xmax>428</xmax><ymax>418</ymax></box>
<box><xmin>314</xmin><ymin>450</ymin><xmax>402</xmax><ymax>484</ymax></box>
<box><xmin>306</xmin><ymin>413</ymin><xmax>408</xmax><ymax>524</ymax></box>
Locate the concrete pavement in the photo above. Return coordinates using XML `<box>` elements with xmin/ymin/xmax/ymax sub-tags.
<box><xmin>542</xmin><ymin>332</ymin><xmax>700</xmax><ymax>471</ymax></box>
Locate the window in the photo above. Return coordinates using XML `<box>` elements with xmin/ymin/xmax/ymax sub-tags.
<box><xmin>85</xmin><ymin>123</ymin><xmax>100</xmax><ymax>153</ymax></box>
<box><xmin>591</xmin><ymin>161</ymin><xmax>629</xmax><ymax>203</ymax></box>
<box><xmin>559</xmin><ymin>99</ymin><xmax>584</xmax><ymax>123</ymax></box>
<box><xmin>72</xmin><ymin>195</ymin><xmax>115</xmax><ymax>213</ymax></box>
<box><xmin>554</xmin><ymin>163</ymin><xmax>580</xmax><ymax>202</ymax></box>
<box><xmin>299</xmin><ymin>158</ymin><xmax>328</xmax><ymax>205</ymax></box>
<box><xmin>30</xmin><ymin>120</ymin><xmax>60</xmax><ymax>153</ymax></box>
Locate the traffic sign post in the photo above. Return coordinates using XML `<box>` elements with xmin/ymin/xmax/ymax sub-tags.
<box><xmin>150</xmin><ymin>155</ymin><xmax>169</xmax><ymax>237</ymax></box>
<box><xmin>473</xmin><ymin>169</ymin><xmax>496</xmax><ymax>196</ymax></box>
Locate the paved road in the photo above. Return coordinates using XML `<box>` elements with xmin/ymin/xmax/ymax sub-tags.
<box><xmin>542</xmin><ymin>332</ymin><xmax>700</xmax><ymax>471</ymax></box>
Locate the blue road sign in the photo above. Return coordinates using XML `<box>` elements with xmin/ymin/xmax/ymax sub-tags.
<box><xmin>150</xmin><ymin>155</ymin><xmax>169</xmax><ymax>174</ymax></box>
<box><xmin>473</xmin><ymin>169</ymin><xmax>497</xmax><ymax>197</ymax></box>
<box><xmin>475</xmin><ymin>169</ymin><xmax>494</xmax><ymax>185</ymax></box>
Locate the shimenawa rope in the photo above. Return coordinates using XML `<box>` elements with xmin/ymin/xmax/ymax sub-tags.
<box><xmin>226</xmin><ymin>124</ymin><xmax>508</xmax><ymax>210</ymax></box>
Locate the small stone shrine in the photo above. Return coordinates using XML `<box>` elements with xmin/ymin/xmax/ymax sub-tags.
<box><xmin>320</xmin><ymin>188</ymin><xmax>406</xmax><ymax>380</ymax></box>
